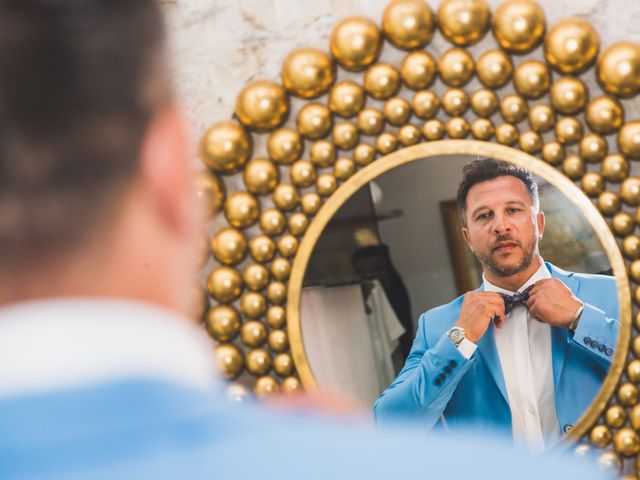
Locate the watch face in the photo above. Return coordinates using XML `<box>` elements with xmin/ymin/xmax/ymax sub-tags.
<box><xmin>449</xmin><ymin>327</ymin><xmax>463</xmax><ymax>344</ymax></box>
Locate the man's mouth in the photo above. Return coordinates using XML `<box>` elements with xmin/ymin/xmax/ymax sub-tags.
<box><xmin>492</xmin><ymin>241</ymin><xmax>518</xmax><ymax>252</ymax></box>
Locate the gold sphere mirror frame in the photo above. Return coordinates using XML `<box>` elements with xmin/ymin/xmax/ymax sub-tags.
<box><xmin>198</xmin><ymin>0</ymin><xmax>640</xmax><ymax>472</ymax></box>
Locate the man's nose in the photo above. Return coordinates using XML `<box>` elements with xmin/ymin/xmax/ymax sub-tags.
<box><xmin>491</xmin><ymin>213</ymin><xmax>511</xmax><ymax>234</ymax></box>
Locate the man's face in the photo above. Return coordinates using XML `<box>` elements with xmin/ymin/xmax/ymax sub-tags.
<box><xmin>462</xmin><ymin>175</ymin><xmax>545</xmax><ymax>278</ymax></box>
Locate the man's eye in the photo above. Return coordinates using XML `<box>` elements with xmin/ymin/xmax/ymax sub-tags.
<box><xmin>508</xmin><ymin>208</ymin><xmax>521</xmax><ymax>213</ymax></box>
<box><xmin>477</xmin><ymin>213</ymin><xmax>490</xmax><ymax>220</ymax></box>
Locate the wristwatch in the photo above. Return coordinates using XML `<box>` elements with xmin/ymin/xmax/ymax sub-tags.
<box><xmin>447</xmin><ymin>326</ymin><xmax>466</xmax><ymax>347</ymax></box>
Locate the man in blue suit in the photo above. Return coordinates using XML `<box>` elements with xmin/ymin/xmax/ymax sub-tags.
<box><xmin>374</xmin><ymin>158</ymin><xmax>619</xmax><ymax>451</ymax></box>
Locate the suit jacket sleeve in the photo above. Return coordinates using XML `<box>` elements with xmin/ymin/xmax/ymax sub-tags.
<box><xmin>570</xmin><ymin>302</ymin><xmax>619</xmax><ymax>367</ymax></box>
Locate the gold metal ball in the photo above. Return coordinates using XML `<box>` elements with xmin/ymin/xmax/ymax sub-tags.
<box><xmin>384</xmin><ymin>97</ymin><xmax>412</xmax><ymax>126</ymax></box>
<box><xmin>541</xmin><ymin>141</ymin><xmax>565</xmax><ymax>166</ymax></box>
<box><xmin>254</xmin><ymin>376</ymin><xmax>281</xmax><ymax>397</ymax></box>
<box><xmin>634</xmin><ymin>336</ymin><xmax>640</xmax><ymax>357</ymax></box>
<box><xmin>401</xmin><ymin>51</ymin><xmax>437</xmax><ymax>90</ymax></box>
<box><xmin>495</xmin><ymin>123</ymin><xmax>519</xmax><ymax>146</ymax></box>
<box><xmin>476</xmin><ymin>49</ymin><xmax>513</xmax><ymax>88</ymax></box>
<box><xmin>631</xmin><ymin>260</ymin><xmax>640</xmax><ymax>284</ymax></box>
<box><xmin>555</xmin><ymin>117</ymin><xmax>583</xmax><ymax>145</ymax></box>
<box><xmin>618</xmin><ymin>121</ymin><xmax>640</xmax><ymax>159</ymax></box>
<box><xmin>333</xmin><ymin>121</ymin><xmax>360</xmax><ymax>150</ymax></box>
<box><xmin>597</xmin><ymin>451</ymin><xmax>621</xmax><ymax>475</ymax></box>
<box><xmin>242</xmin><ymin>263</ymin><xmax>270</xmax><ymax>291</ymax></box>
<box><xmin>471</xmin><ymin>89</ymin><xmax>498</xmax><ymax>117</ymax></box>
<box><xmin>207</xmin><ymin>266</ymin><xmax>243</xmax><ymax>303</ymax></box>
<box><xmin>364</xmin><ymin>63</ymin><xmax>401</xmax><ymax>100</ymax></box>
<box><xmin>500</xmin><ymin>95</ymin><xmax>528</xmax><ymax>124</ymax></box>
<box><xmin>273</xmin><ymin>353</ymin><xmax>294</xmax><ymax>377</ymax></box>
<box><xmin>519</xmin><ymin>131</ymin><xmax>542</xmax><ymax>154</ymax></box>
<box><xmin>334</xmin><ymin>157</ymin><xmax>357</xmax><ymax>180</ymax></box>
<box><xmin>590</xmin><ymin>425</ymin><xmax>612</xmax><ymax>448</ymax></box>
<box><xmin>290</xmin><ymin>160</ymin><xmax>317</xmax><ymax>189</ymax></box>
<box><xmin>214</xmin><ymin>343</ymin><xmax>245</xmax><ymax>380</ymax></box>
<box><xmin>267</xmin><ymin>128</ymin><xmax>303</xmax><ymax>166</ymax></box>
<box><xmin>398</xmin><ymin>124</ymin><xmax>422</xmax><ymax>146</ymax></box>
<box><xmin>288</xmin><ymin>213</ymin><xmax>309</xmax><ymax>237</ymax></box>
<box><xmin>606</xmin><ymin>405</ymin><xmax>627</xmax><ymax>429</ymax></box>
<box><xmin>562</xmin><ymin>155</ymin><xmax>585</xmax><ymax>180</ymax></box>
<box><xmin>248</xmin><ymin>235</ymin><xmax>277</xmax><ymax>263</ymax></box>
<box><xmin>376</xmin><ymin>132</ymin><xmax>399</xmax><ymax>155</ymax></box>
<box><xmin>412</xmin><ymin>90</ymin><xmax>440</xmax><ymax>119</ymax></box>
<box><xmin>246</xmin><ymin>348</ymin><xmax>272</xmax><ymax>376</ymax></box>
<box><xmin>282</xmin><ymin>376</ymin><xmax>302</xmax><ymax>394</ymax></box>
<box><xmin>317</xmin><ymin>173</ymin><xmax>339</xmax><ymax>196</ymax></box>
<box><xmin>236</xmin><ymin>80</ymin><xmax>290</xmax><ymax>132</ymax></box>
<box><xmin>631</xmin><ymin>404</ymin><xmax>640</xmax><ymax>429</ymax></box>
<box><xmin>281</xmin><ymin>48</ymin><xmax>335</xmax><ymax>99</ymax></box>
<box><xmin>573</xmin><ymin>444</ymin><xmax>592</xmax><ymax>458</ymax></box>
<box><xmin>614</xmin><ymin>428</ymin><xmax>640</xmax><ymax>457</ymax></box>
<box><xmin>357</xmin><ymin>108</ymin><xmax>385</xmax><ymax>136</ymax></box>
<box><xmin>224</xmin><ymin>191</ymin><xmax>260</xmax><ymax>229</ymax></box>
<box><xmin>438</xmin><ymin>48</ymin><xmax>475</xmax><ymax>87</ymax></box>
<box><xmin>206</xmin><ymin>305</ymin><xmax>241</xmax><ymax>342</ymax></box>
<box><xmin>446</xmin><ymin>117</ymin><xmax>470</xmax><ymax>139</ymax></box>
<box><xmin>586</xmin><ymin>96</ymin><xmax>624</xmax><ymax>135</ymax></box>
<box><xmin>194</xmin><ymin>171</ymin><xmax>226</xmax><ymax>219</ymax></box>
<box><xmin>492</xmin><ymin>0</ymin><xmax>546</xmax><ymax>53</ymax></box>
<box><xmin>550</xmin><ymin>76</ymin><xmax>588</xmax><ymax>115</ymax></box>
<box><xmin>260</xmin><ymin>208</ymin><xmax>286</xmax><ymax>237</ymax></box>
<box><xmin>514</xmin><ymin>60</ymin><xmax>550</xmax><ymax>99</ymax></box>
<box><xmin>268</xmin><ymin>329</ymin><xmax>290</xmax><ymax>353</ymax></box>
<box><xmin>297</xmin><ymin>103</ymin><xmax>332</xmax><ymax>140</ymax></box>
<box><xmin>528</xmin><ymin>104</ymin><xmax>555</xmax><ymax>133</ymax></box>
<box><xmin>580</xmin><ymin>134</ymin><xmax>608</xmax><ymax>164</ymax></box>
<box><xmin>243</xmin><ymin>158</ymin><xmax>279</xmax><ymax>195</ymax></box>
<box><xmin>612</xmin><ymin>212</ymin><xmax>635</xmax><ymax>238</ymax></box>
<box><xmin>267</xmin><ymin>306</ymin><xmax>286</xmax><ymax>329</ymax></box>
<box><xmin>301</xmin><ymin>192</ymin><xmax>323</xmax><ymax>215</ymax></box>
<box><xmin>628</xmin><ymin>359</ymin><xmax>640</xmax><ymax>382</ymax></box>
<box><xmin>241</xmin><ymin>320</ymin><xmax>268</xmax><ymax>347</ymax></box>
<box><xmin>277</xmin><ymin>234</ymin><xmax>299</xmax><ymax>258</ymax></box>
<box><xmin>598</xmin><ymin>191</ymin><xmax>621</xmax><ymax>216</ymax></box>
<box><xmin>271</xmin><ymin>257</ymin><xmax>292</xmax><ymax>281</ymax></box>
<box><xmin>544</xmin><ymin>18</ymin><xmax>599</xmax><ymax>74</ymax></box>
<box><xmin>330</xmin><ymin>17</ymin><xmax>382</xmax><ymax>72</ymax></box>
<box><xmin>471</xmin><ymin>118</ymin><xmax>495</xmax><ymax>140</ymax></box>
<box><xmin>581</xmin><ymin>172</ymin><xmax>605</xmax><ymax>197</ymax></box>
<box><xmin>383</xmin><ymin>0</ymin><xmax>435</xmax><ymax>50</ymax></box>
<box><xmin>442</xmin><ymin>88</ymin><xmax>469</xmax><ymax>116</ymax></box>
<box><xmin>621</xmin><ymin>177</ymin><xmax>640</xmax><ymax>206</ymax></box>
<box><xmin>310</xmin><ymin>140</ymin><xmax>336</xmax><ymax>168</ymax></box>
<box><xmin>597</xmin><ymin>42</ymin><xmax>640</xmax><ymax>98</ymax></box>
<box><xmin>422</xmin><ymin>119</ymin><xmax>446</xmax><ymax>141</ymax></box>
<box><xmin>266</xmin><ymin>281</ymin><xmax>287</xmax><ymax>305</ymax></box>
<box><xmin>200</xmin><ymin>121</ymin><xmax>252</xmax><ymax>174</ymax></box>
<box><xmin>329</xmin><ymin>81</ymin><xmax>365</xmax><ymax>118</ymax></box>
<box><xmin>602</xmin><ymin>154</ymin><xmax>630</xmax><ymax>183</ymax></box>
<box><xmin>211</xmin><ymin>228</ymin><xmax>247</xmax><ymax>266</ymax></box>
<box><xmin>619</xmin><ymin>382</ymin><xmax>640</xmax><ymax>405</ymax></box>
<box><xmin>353</xmin><ymin>144</ymin><xmax>377</xmax><ymax>165</ymax></box>
<box><xmin>437</xmin><ymin>0</ymin><xmax>491</xmax><ymax>46</ymax></box>
<box><xmin>272</xmin><ymin>184</ymin><xmax>300</xmax><ymax>212</ymax></box>
<box><xmin>240</xmin><ymin>292</ymin><xmax>267</xmax><ymax>319</ymax></box>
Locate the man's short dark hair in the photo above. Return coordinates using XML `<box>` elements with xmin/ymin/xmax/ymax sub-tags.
<box><xmin>0</xmin><ymin>0</ymin><xmax>169</xmax><ymax>271</ymax></box>
<box><xmin>456</xmin><ymin>158</ymin><xmax>539</xmax><ymax>225</ymax></box>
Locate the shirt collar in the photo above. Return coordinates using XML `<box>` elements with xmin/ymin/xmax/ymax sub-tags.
<box><xmin>482</xmin><ymin>259</ymin><xmax>551</xmax><ymax>295</ymax></box>
<box><xmin>0</xmin><ymin>298</ymin><xmax>220</xmax><ymax>398</ymax></box>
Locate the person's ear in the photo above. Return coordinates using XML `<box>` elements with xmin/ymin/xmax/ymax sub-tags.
<box><xmin>462</xmin><ymin>227</ymin><xmax>474</xmax><ymax>253</ymax></box>
<box><xmin>536</xmin><ymin>211</ymin><xmax>545</xmax><ymax>241</ymax></box>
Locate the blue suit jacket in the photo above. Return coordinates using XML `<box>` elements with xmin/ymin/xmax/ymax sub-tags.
<box><xmin>373</xmin><ymin>263</ymin><xmax>619</xmax><ymax>437</ymax></box>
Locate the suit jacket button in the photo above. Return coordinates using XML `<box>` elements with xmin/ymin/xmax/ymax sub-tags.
<box><xmin>449</xmin><ymin>360</ymin><xmax>457</xmax><ymax>368</ymax></box>
<box><xmin>583</xmin><ymin>336</ymin><xmax>591</xmax><ymax>345</ymax></box>
<box><xmin>606</xmin><ymin>348</ymin><xmax>613</xmax><ymax>356</ymax></box>
<box><xmin>434</xmin><ymin>378</ymin><xmax>442</xmax><ymax>386</ymax></box>
<box><xmin>444</xmin><ymin>366</ymin><xmax>452</xmax><ymax>374</ymax></box>
<box><xmin>590</xmin><ymin>339</ymin><xmax>599</xmax><ymax>349</ymax></box>
<box><xmin>563</xmin><ymin>424</ymin><xmax>573</xmax><ymax>434</ymax></box>
<box><xmin>598</xmin><ymin>344</ymin><xmax>606</xmax><ymax>352</ymax></box>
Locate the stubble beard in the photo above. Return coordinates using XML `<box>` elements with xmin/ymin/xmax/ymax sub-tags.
<box><xmin>476</xmin><ymin>236</ymin><xmax>538</xmax><ymax>278</ymax></box>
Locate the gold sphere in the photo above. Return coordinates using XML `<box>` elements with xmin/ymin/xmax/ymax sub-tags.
<box><xmin>500</xmin><ymin>95</ymin><xmax>528</xmax><ymax>124</ymax></box>
<box><xmin>236</xmin><ymin>80</ymin><xmax>289</xmax><ymax>132</ymax></box>
<box><xmin>353</xmin><ymin>144</ymin><xmax>377</xmax><ymax>165</ymax></box>
<box><xmin>471</xmin><ymin>89</ymin><xmax>498</xmax><ymax>117</ymax></box>
<box><xmin>476</xmin><ymin>49</ymin><xmax>513</xmax><ymax>88</ymax></box>
<box><xmin>438</xmin><ymin>48</ymin><xmax>475</xmax><ymax>87</ymax></box>
<box><xmin>398</xmin><ymin>124</ymin><xmax>422</xmax><ymax>146</ymax></box>
<box><xmin>550</xmin><ymin>76</ymin><xmax>588</xmax><ymax>115</ymax></box>
<box><xmin>207</xmin><ymin>266</ymin><xmax>242</xmax><ymax>303</ymax></box>
<box><xmin>317</xmin><ymin>173</ymin><xmax>339</xmax><ymax>196</ymax></box>
<box><xmin>330</xmin><ymin>17</ymin><xmax>382</xmax><ymax>72</ymax></box>
<box><xmin>422</xmin><ymin>119</ymin><xmax>446</xmax><ymax>141</ymax></box>
<box><xmin>248</xmin><ymin>235</ymin><xmax>277</xmax><ymax>263</ymax></box>
<box><xmin>224</xmin><ymin>191</ymin><xmax>260</xmax><ymax>229</ymax></box>
<box><xmin>241</xmin><ymin>320</ymin><xmax>268</xmax><ymax>347</ymax></box>
<box><xmin>334</xmin><ymin>157</ymin><xmax>357</xmax><ymax>180</ymax></box>
<box><xmin>297</xmin><ymin>103</ymin><xmax>332</xmax><ymax>140</ymax></box>
<box><xmin>288</xmin><ymin>213</ymin><xmax>309</xmax><ymax>237</ymax></box>
<box><xmin>598</xmin><ymin>191</ymin><xmax>621</xmax><ymax>216</ymax></box>
<box><xmin>242</xmin><ymin>263</ymin><xmax>270</xmax><ymax>291</ymax></box>
<box><xmin>214</xmin><ymin>343</ymin><xmax>244</xmax><ymax>380</ymax></box>
<box><xmin>206</xmin><ymin>305</ymin><xmax>241</xmax><ymax>342</ymax></box>
<box><xmin>542</xmin><ymin>141</ymin><xmax>565</xmax><ymax>166</ymax></box>
<box><xmin>562</xmin><ymin>155</ymin><xmax>585</xmax><ymax>180</ymax></box>
<box><xmin>441</xmin><ymin>88</ymin><xmax>469</xmax><ymax>116</ymax></box>
<box><xmin>628</xmin><ymin>359</ymin><xmax>640</xmax><ymax>382</ymax></box>
<box><xmin>631</xmin><ymin>259</ymin><xmax>640</xmax><ymax>283</ymax></box>
<box><xmin>544</xmin><ymin>18</ymin><xmax>599</xmax><ymax>74</ymax></box>
<box><xmin>329</xmin><ymin>81</ymin><xmax>365</xmax><ymax>118</ymax></box>
<box><xmin>254</xmin><ymin>376</ymin><xmax>281</xmax><ymax>397</ymax></box>
<box><xmin>437</xmin><ymin>0</ymin><xmax>491</xmax><ymax>46</ymax></box>
<box><xmin>301</xmin><ymin>192</ymin><xmax>323</xmax><ymax>215</ymax></box>
<box><xmin>581</xmin><ymin>172</ymin><xmax>605</xmax><ymax>197</ymax></box>
<box><xmin>239</xmin><ymin>292</ymin><xmax>267</xmax><ymax>319</ymax></box>
<box><xmin>597</xmin><ymin>451</ymin><xmax>621</xmax><ymax>475</ymax></box>
<box><xmin>519</xmin><ymin>131</ymin><xmax>542</xmax><ymax>154</ymax></box>
<box><xmin>597</xmin><ymin>42</ymin><xmax>640</xmax><ymax>98</ymax></box>
<box><xmin>282</xmin><ymin>376</ymin><xmax>302</xmax><ymax>394</ymax></box>
<box><xmin>246</xmin><ymin>348</ymin><xmax>272</xmax><ymax>376</ymax></box>
<box><xmin>492</xmin><ymin>0</ymin><xmax>545</xmax><ymax>53</ymax></box>
<box><xmin>618</xmin><ymin>121</ymin><xmax>640</xmax><ymax>159</ymax></box>
<box><xmin>573</xmin><ymin>444</ymin><xmax>592</xmax><ymax>458</ymax></box>
<box><xmin>375</xmin><ymin>133</ymin><xmax>399</xmax><ymax>155</ymax></box>
<box><xmin>200</xmin><ymin>121</ymin><xmax>252</xmax><ymax>174</ymax></box>
<box><xmin>266</xmin><ymin>281</ymin><xmax>287</xmax><ymax>305</ymax></box>
<box><xmin>471</xmin><ymin>118</ymin><xmax>495</xmax><ymax>140</ymax></box>
<box><xmin>555</xmin><ymin>117</ymin><xmax>583</xmax><ymax>145</ymax></box>
<box><xmin>281</xmin><ymin>48</ymin><xmax>335</xmax><ymax>99</ymax></box>
<box><xmin>357</xmin><ymin>108</ymin><xmax>385</xmax><ymax>136</ymax></box>
<box><xmin>621</xmin><ymin>177</ymin><xmax>640</xmax><ymax>206</ymax></box>
<box><xmin>333</xmin><ymin>121</ymin><xmax>360</xmax><ymax>150</ymax></box>
<box><xmin>310</xmin><ymin>140</ymin><xmax>336</xmax><ymax>168</ymax></box>
<box><xmin>268</xmin><ymin>329</ymin><xmax>290</xmax><ymax>353</ymax></box>
<box><xmin>495</xmin><ymin>124</ymin><xmax>519</xmax><ymax>146</ymax></box>
<box><xmin>384</xmin><ymin>97</ymin><xmax>412</xmax><ymax>126</ymax></box>
<box><xmin>580</xmin><ymin>134</ymin><xmax>608</xmax><ymax>164</ymax></box>
<box><xmin>267</xmin><ymin>128</ymin><xmax>303</xmax><ymax>166</ymax></box>
<box><xmin>364</xmin><ymin>63</ymin><xmax>401</xmax><ymax>100</ymax></box>
<box><xmin>612</xmin><ymin>212</ymin><xmax>635</xmax><ymax>238</ymax></box>
<box><xmin>271</xmin><ymin>257</ymin><xmax>292</xmax><ymax>281</ymax></box>
<box><xmin>290</xmin><ymin>160</ymin><xmax>317</xmax><ymax>189</ymax></box>
<box><xmin>605</xmin><ymin>405</ymin><xmax>627</xmax><ymax>428</ymax></box>
<box><xmin>412</xmin><ymin>90</ymin><xmax>440</xmax><ymax>119</ymax></box>
<box><xmin>619</xmin><ymin>382</ymin><xmax>640</xmax><ymax>405</ymax></box>
<box><xmin>382</xmin><ymin>0</ymin><xmax>435</xmax><ymax>50</ymax></box>
<box><xmin>602</xmin><ymin>154</ymin><xmax>629</xmax><ymax>183</ymax></box>
<box><xmin>273</xmin><ymin>353</ymin><xmax>294</xmax><ymax>377</ymax></box>
<box><xmin>586</xmin><ymin>96</ymin><xmax>624</xmax><ymax>135</ymax></box>
<box><xmin>632</xmin><ymin>405</ymin><xmax>640</xmax><ymax>429</ymax></box>
<box><xmin>634</xmin><ymin>336</ymin><xmax>640</xmax><ymax>357</ymax></box>
<box><xmin>514</xmin><ymin>61</ymin><xmax>550</xmax><ymax>99</ymax></box>
<box><xmin>446</xmin><ymin>117</ymin><xmax>470</xmax><ymax>139</ymax></box>
<box><xmin>260</xmin><ymin>208</ymin><xmax>286</xmax><ymax>237</ymax></box>
<box><xmin>614</xmin><ymin>428</ymin><xmax>640</xmax><ymax>457</ymax></box>
<box><xmin>590</xmin><ymin>425</ymin><xmax>612</xmax><ymax>448</ymax></box>
<box><xmin>272</xmin><ymin>184</ymin><xmax>300</xmax><ymax>212</ymax></box>
<box><xmin>528</xmin><ymin>104</ymin><xmax>555</xmax><ymax>133</ymax></box>
<box><xmin>243</xmin><ymin>158</ymin><xmax>279</xmax><ymax>195</ymax></box>
<box><xmin>211</xmin><ymin>227</ymin><xmax>247</xmax><ymax>265</ymax></box>
<box><xmin>277</xmin><ymin>234</ymin><xmax>299</xmax><ymax>258</ymax></box>
<box><xmin>401</xmin><ymin>51</ymin><xmax>437</xmax><ymax>90</ymax></box>
<box><xmin>267</xmin><ymin>306</ymin><xmax>286</xmax><ymax>329</ymax></box>
<box><xmin>194</xmin><ymin>170</ymin><xmax>226</xmax><ymax>218</ymax></box>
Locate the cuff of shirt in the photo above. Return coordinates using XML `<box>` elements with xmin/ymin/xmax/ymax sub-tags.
<box><xmin>455</xmin><ymin>337</ymin><xmax>477</xmax><ymax>360</ymax></box>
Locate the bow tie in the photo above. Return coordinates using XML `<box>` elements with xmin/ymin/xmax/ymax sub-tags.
<box><xmin>500</xmin><ymin>285</ymin><xmax>534</xmax><ymax>315</ymax></box>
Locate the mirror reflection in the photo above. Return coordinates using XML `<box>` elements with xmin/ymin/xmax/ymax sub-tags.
<box><xmin>300</xmin><ymin>154</ymin><xmax>619</xmax><ymax>452</ymax></box>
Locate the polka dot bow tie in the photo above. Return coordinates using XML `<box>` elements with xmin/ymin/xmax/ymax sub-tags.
<box><xmin>500</xmin><ymin>285</ymin><xmax>535</xmax><ymax>315</ymax></box>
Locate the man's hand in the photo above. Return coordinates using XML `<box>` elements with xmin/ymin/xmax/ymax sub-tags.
<box><xmin>526</xmin><ymin>278</ymin><xmax>583</xmax><ymax>328</ymax></box>
<box><xmin>455</xmin><ymin>291</ymin><xmax>506</xmax><ymax>343</ymax></box>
